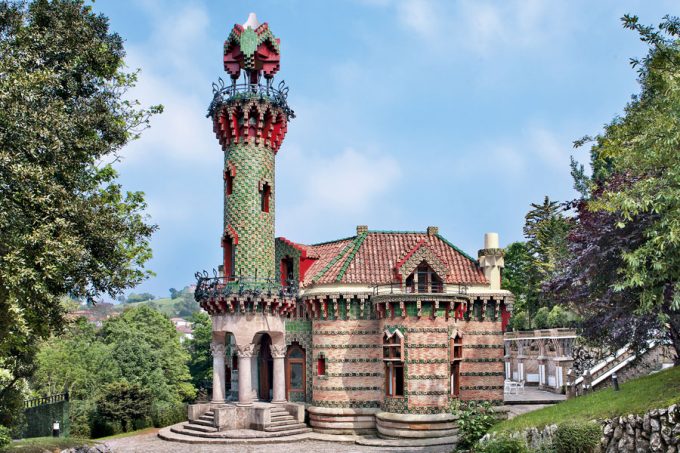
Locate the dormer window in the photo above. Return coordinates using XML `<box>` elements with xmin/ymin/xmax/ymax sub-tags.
<box><xmin>405</xmin><ymin>261</ymin><xmax>443</xmax><ymax>293</ymax></box>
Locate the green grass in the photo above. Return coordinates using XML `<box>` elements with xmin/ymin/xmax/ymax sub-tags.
<box><xmin>94</xmin><ymin>427</ymin><xmax>158</xmax><ymax>441</ymax></box>
<box><xmin>1</xmin><ymin>437</ymin><xmax>93</xmax><ymax>453</ymax></box>
<box><xmin>494</xmin><ymin>365</ymin><xmax>680</xmax><ymax>432</ymax></box>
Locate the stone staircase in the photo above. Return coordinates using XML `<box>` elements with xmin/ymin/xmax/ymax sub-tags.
<box><xmin>265</xmin><ymin>405</ymin><xmax>310</xmax><ymax>435</ymax></box>
<box><xmin>180</xmin><ymin>409</ymin><xmax>219</xmax><ymax>435</ymax></box>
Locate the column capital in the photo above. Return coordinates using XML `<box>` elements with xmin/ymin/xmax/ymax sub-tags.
<box><xmin>210</xmin><ymin>342</ymin><xmax>226</xmax><ymax>358</ymax></box>
<box><xmin>271</xmin><ymin>344</ymin><xmax>286</xmax><ymax>359</ymax></box>
<box><xmin>236</xmin><ymin>343</ymin><xmax>256</xmax><ymax>358</ymax></box>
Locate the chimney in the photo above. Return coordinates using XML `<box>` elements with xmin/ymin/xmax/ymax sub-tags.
<box><xmin>356</xmin><ymin>225</ymin><xmax>368</xmax><ymax>235</ymax></box>
<box><xmin>427</xmin><ymin>226</ymin><xmax>439</xmax><ymax>236</ymax></box>
<box><xmin>478</xmin><ymin>232</ymin><xmax>504</xmax><ymax>290</ymax></box>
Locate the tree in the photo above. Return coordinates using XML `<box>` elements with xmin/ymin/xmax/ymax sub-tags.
<box><xmin>502</xmin><ymin>242</ymin><xmax>532</xmax><ymax>314</ymax></box>
<box><xmin>125</xmin><ymin>292</ymin><xmax>156</xmax><ymax>303</ymax></box>
<box><xmin>533</xmin><ymin>307</ymin><xmax>550</xmax><ymax>329</ymax></box>
<box><xmin>547</xmin><ymin>305</ymin><xmax>570</xmax><ymax>328</ymax></box>
<box><xmin>0</xmin><ymin>0</ymin><xmax>161</xmax><ymax>420</ymax></box>
<box><xmin>169</xmin><ymin>288</ymin><xmax>179</xmax><ymax>299</ymax></box>
<box><xmin>185</xmin><ymin>311</ymin><xmax>212</xmax><ymax>392</ymax></box>
<box><xmin>547</xmin><ymin>15</ymin><xmax>680</xmax><ymax>362</ymax></box>
<box><xmin>94</xmin><ymin>381</ymin><xmax>152</xmax><ymax>435</ymax></box>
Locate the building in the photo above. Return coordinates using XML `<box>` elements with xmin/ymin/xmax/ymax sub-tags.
<box><xmin>170</xmin><ymin>317</ymin><xmax>194</xmax><ymax>342</ymax></box>
<box><xmin>186</xmin><ymin>13</ymin><xmax>514</xmax><ymax>441</ymax></box>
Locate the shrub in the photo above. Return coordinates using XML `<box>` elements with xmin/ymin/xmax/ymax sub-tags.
<box><xmin>455</xmin><ymin>401</ymin><xmax>499</xmax><ymax>451</ymax></box>
<box><xmin>69</xmin><ymin>399</ymin><xmax>95</xmax><ymax>438</ymax></box>
<box><xmin>151</xmin><ymin>400</ymin><xmax>186</xmax><ymax>427</ymax></box>
<box><xmin>510</xmin><ymin>311</ymin><xmax>529</xmax><ymax>331</ymax></box>
<box><xmin>474</xmin><ymin>434</ymin><xmax>529</xmax><ymax>453</ymax></box>
<box><xmin>547</xmin><ymin>305</ymin><xmax>570</xmax><ymax>328</ymax></box>
<box><xmin>0</xmin><ymin>425</ymin><xmax>11</xmax><ymax>449</ymax></box>
<box><xmin>92</xmin><ymin>381</ymin><xmax>152</xmax><ymax>437</ymax></box>
<box><xmin>533</xmin><ymin>307</ymin><xmax>550</xmax><ymax>329</ymax></box>
<box><xmin>552</xmin><ymin>421</ymin><xmax>601</xmax><ymax>453</ymax></box>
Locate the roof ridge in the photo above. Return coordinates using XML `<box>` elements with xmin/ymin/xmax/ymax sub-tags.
<box><xmin>309</xmin><ymin>235</ymin><xmax>356</xmax><ymax>246</ymax></box>
<box><xmin>435</xmin><ymin>233</ymin><xmax>478</xmax><ymax>264</ymax></box>
<box><xmin>311</xmin><ymin>240</ymin><xmax>355</xmax><ymax>283</ymax></box>
<box><xmin>335</xmin><ymin>233</ymin><xmax>368</xmax><ymax>282</ymax></box>
<box><xmin>367</xmin><ymin>230</ymin><xmax>425</xmax><ymax>234</ymax></box>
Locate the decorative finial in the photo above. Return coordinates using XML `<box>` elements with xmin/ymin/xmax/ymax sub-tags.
<box><xmin>243</xmin><ymin>12</ymin><xmax>260</xmax><ymax>30</ymax></box>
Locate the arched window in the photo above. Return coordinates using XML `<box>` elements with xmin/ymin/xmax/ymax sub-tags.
<box><xmin>450</xmin><ymin>333</ymin><xmax>462</xmax><ymax>397</ymax></box>
<box><xmin>260</xmin><ymin>183</ymin><xmax>271</xmax><ymax>213</ymax></box>
<box><xmin>383</xmin><ymin>330</ymin><xmax>404</xmax><ymax>397</ymax></box>
<box><xmin>225</xmin><ymin>170</ymin><xmax>234</xmax><ymax>195</ymax></box>
<box><xmin>280</xmin><ymin>256</ymin><xmax>294</xmax><ymax>286</ymax></box>
<box><xmin>317</xmin><ymin>354</ymin><xmax>326</xmax><ymax>376</ymax></box>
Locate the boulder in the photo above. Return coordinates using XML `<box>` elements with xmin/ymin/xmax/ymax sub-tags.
<box><xmin>649</xmin><ymin>432</ymin><xmax>664</xmax><ymax>452</ymax></box>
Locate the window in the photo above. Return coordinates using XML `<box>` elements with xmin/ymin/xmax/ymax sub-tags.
<box><xmin>223</xmin><ymin>236</ymin><xmax>236</xmax><ymax>278</ymax></box>
<box><xmin>406</xmin><ymin>261</ymin><xmax>443</xmax><ymax>293</ymax></box>
<box><xmin>260</xmin><ymin>183</ymin><xmax>271</xmax><ymax>213</ymax></box>
<box><xmin>450</xmin><ymin>334</ymin><xmax>462</xmax><ymax>397</ymax></box>
<box><xmin>383</xmin><ymin>331</ymin><xmax>404</xmax><ymax>397</ymax></box>
<box><xmin>317</xmin><ymin>355</ymin><xmax>326</xmax><ymax>376</ymax></box>
<box><xmin>280</xmin><ymin>257</ymin><xmax>294</xmax><ymax>286</ymax></box>
<box><xmin>225</xmin><ymin>170</ymin><xmax>234</xmax><ymax>195</ymax></box>
<box><xmin>232</xmin><ymin>353</ymin><xmax>238</xmax><ymax>371</ymax></box>
<box><xmin>286</xmin><ymin>343</ymin><xmax>306</xmax><ymax>401</ymax></box>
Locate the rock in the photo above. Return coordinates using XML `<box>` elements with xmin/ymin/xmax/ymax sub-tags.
<box><xmin>662</xmin><ymin>424</ymin><xmax>672</xmax><ymax>444</ymax></box>
<box><xmin>603</xmin><ymin>422</ymin><xmax>614</xmax><ymax>437</ymax></box>
<box><xmin>623</xmin><ymin>433</ymin><xmax>636</xmax><ymax>452</ymax></box>
<box><xmin>650</xmin><ymin>417</ymin><xmax>661</xmax><ymax>432</ymax></box>
<box><xmin>626</xmin><ymin>422</ymin><xmax>635</xmax><ymax>436</ymax></box>
<box><xmin>650</xmin><ymin>432</ymin><xmax>664</xmax><ymax>452</ymax></box>
<box><xmin>636</xmin><ymin>437</ymin><xmax>650</xmax><ymax>453</ymax></box>
<box><xmin>644</xmin><ymin>414</ymin><xmax>652</xmax><ymax>432</ymax></box>
<box><xmin>651</xmin><ymin>409</ymin><xmax>659</xmax><ymax>418</ymax></box>
<box><xmin>669</xmin><ymin>404</ymin><xmax>677</xmax><ymax>424</ymax></box>
<box><xmin>614</xmin><ymin>424</ymin><xmax>624</xmax><ymax>441</ymax></box>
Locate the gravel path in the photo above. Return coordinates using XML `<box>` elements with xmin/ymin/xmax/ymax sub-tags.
<box><xmin>104</xmin><ymin>430</ymin><xmax>453</xmax><ymax>453</ymax></box>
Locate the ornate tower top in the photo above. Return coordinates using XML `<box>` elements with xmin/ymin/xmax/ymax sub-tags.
<box><xmin>224</xmin><ymin>12</ymin><xmax>281</xmax><ymax>84</ymax></box>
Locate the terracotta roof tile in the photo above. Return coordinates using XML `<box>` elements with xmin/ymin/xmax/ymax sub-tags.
<box><xmin>299</xmin><ymin>231</ymin><xmax>487</xmax><ymax>287</ymax></box>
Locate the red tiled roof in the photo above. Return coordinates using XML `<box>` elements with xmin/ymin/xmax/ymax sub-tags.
<box><xmin>299</xmin><ymin>231</ymin><xmax>486</xmax><ymax>287</ymax></box>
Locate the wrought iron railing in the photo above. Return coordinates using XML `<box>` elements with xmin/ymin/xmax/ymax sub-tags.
<box><xmin>371</xmin><ymin>282</ymin><xmax>469</xmax><ymax>296</ymax></box>
<box><xmin>207</xmin><ymin>77</ymin><xmax>295</xmax><ymax>120</ymax></box>
<box><xmin>24</xmin><ymin>392</ymin><xmax>69</xmax><ymax>409</ymax></box>
<box><xmin>194</xmin><ymin>270</ymin><xmax>299</xmax><ymax>302</ymax></box>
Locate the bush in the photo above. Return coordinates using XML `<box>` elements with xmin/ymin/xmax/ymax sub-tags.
<box><xmin>547</xmin><ymin>305</ymin><xmax>570</xmax><ymax>328</ymax></box>
<box><xmin>510</xmin><ymin>311</ymin><xmax>529</xmax><ymax>331</ymax></box>
<box><xmin>0</xmin><ymin>425</ymin><xmax>11</xmax><ymax>449</ymax></box>
<box><xmin>533</xmin><ymin>307</ymin><xmax>550</xmax><ymax>329</ymax></box>
<box><xmin>455</xmin><ymin>401</ymin><xmax>499</xmax><ymax>451</ymax></box>
<box><xmin>69</xmin><ymin>399</ymin><xmax>95</xmax><ymax>438</ymax></box>
<box><xmin>151</xmin><ymin>401</ymin><xmax>186</xmax><ymax>427</ymax></box>
<box><xmin>92</xmin><ymin>381</ymin><xmax>152</xmax><ymax>437</ymax></box>
<box><xmin>552</xmin><ymin>421</ymin><xmax>601</xmax><ymax>453</ymax></box>
<box><xmin>475</xmin><ymin>434</ymin><xmax>529</xmax><ymax>453</ymax></box>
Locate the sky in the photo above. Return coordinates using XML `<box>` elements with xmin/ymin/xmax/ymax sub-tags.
<box><xmin>92</xmin><ymin>0</ymin><xmax>679</xmax><ymax>299</ymax></box>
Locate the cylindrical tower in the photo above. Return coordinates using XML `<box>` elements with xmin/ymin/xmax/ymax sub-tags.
<box><xmin>209</xmin><ymin>13</ymin><xmax>293</xmax><ymax>280</ymax></box>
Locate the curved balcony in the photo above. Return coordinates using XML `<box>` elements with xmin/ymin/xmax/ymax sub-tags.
<box><xmin>207</xmin><ymin>77</ymin><xmax>295</xmax><ymax>120</ymax></box>
<box><xmin>194</xmin><ymin>271</ymin><xmax>299</xmax><ymax>316</ymax></box>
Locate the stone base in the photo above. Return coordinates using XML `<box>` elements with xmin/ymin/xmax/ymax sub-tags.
<box><xmin>375</xmin><ymin>412</ymin><xmax>459</xmax><ymax>439</ymax></box>
<box><xmin>307</xmin><ymin>406</ymin><xmax>379</xmax><ymax>434</ymax></box>
<box><xmin>187</xmin><ymin>402</ymin><xmax>304</xmax><ymax>431</ymax></box>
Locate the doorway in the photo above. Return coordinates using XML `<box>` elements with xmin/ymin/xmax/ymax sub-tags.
<box><xmin>257</xmin><ymin>334</ymin><xmax>273</xmax><ymax>401</ymax></box>
<box><xmin>285</xmin><ymin>342</ymin><xmax>306</xmax><ymax>401</ymax></box>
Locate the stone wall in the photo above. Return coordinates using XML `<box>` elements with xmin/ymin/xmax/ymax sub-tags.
<box><xmin>482</xmin><ymin>404</ymin><xmax>680</xmax><ymax>453</ymax></box>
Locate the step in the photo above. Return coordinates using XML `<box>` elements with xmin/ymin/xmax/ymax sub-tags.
<box><xmin>265</xmin><ymin>422</ymin><xmax>309</xmax><ymax>432</ymax></box>
<box><xmin>271</xmin><ymin>415</ymin><xmax>295</xmax><ymax>422</ymax></box>
<box><xmin>268</xmin><ymin>419</ymin><xmax>300</xmax><ymax>428</ymax></box>
<box><xmin>190</xmin><ymin>419</ymin><xmax>215</xmax><ymax>427</ymax></box>
<box><xmin>199</xmin><ymin>414</ymin><xmax>215</xmax><ymax>421</ymax></box>
<box><xmin>183</xmin><ymin>423</ymin><xmax>218</xmax><ymax>433</ymax></box>
<box><xmin>169</xmin><ymin>425</ymin><xmax>312</xmax><ymax>439</ymax></box>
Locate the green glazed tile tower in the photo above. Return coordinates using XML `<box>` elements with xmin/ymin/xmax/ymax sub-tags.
<box><xmin>208</xmin><ymin>12</ymin><xmax>293</xmax><ymax>280</ymax></box>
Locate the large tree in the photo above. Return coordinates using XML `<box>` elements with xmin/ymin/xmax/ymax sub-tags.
<box><xmin>0</xmin><ymin>0</ymin><xmax>160</xmax><ymax>420</ymax></box>
<box><xmin>548</xmin><ymin>15</ymin><xmax>680</xmax><ymax>362</ymax></box>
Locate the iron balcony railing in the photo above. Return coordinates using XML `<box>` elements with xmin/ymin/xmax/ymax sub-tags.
<box><xmin>371</xmin><ymin>282</ymin><xmax>469</xmax><ymax>296</ymax></box>
<box><xmin>194</xmin><ymin>270</ymin><xmax>299</xmax><ymax>302</ymax></box>
<box><xmin>24</xmin><ymin>392</ymin><xmax>69</xmax><ymax>409</ymax></box>
<box><xmin>207</xmin><ymin>77</ymin><xmax>295</xmax><ymax>120</ymax></box>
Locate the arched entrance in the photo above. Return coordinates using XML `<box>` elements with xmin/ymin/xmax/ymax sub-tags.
<box><xmin>285</xmin><ymin>342</ymin><xmax>306</xmax><ymax>401</ymax></box>
<box><xmin>257</xmin><ymin>333</ymin><xmax>273</xmax><ymax>401</ymax></box>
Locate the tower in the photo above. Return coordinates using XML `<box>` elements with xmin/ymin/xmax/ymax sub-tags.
<box><xmin>211</xmin><ymin>13</ymin><xmax>293</xmax><ymax>281</ymax></box>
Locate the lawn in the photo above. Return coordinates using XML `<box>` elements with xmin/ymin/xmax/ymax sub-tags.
<box><xmin>2</xmin><ymin>437</ymin><xmax>94</xmax><ymax>453</ymax></box>
<box><xmin>494</xmin><ymin>365</ymin><xmax>680</xmax><ymax>432</ymax></box>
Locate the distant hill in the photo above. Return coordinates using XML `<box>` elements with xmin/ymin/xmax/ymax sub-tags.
<box><xmin>113</xmin><ymin>295</ymin><xmax>199</xmax><ymax>319</ymax></box>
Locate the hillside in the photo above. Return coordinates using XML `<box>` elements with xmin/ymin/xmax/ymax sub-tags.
<box><xmin>494</xmin><ymin>365</ymin><xmax>680</xmax><ymax>432</ymax></box>
<box><xmin>113</xmin><ymin>296</ymin><xmax>197</xmax><ymax>318</ymax></box>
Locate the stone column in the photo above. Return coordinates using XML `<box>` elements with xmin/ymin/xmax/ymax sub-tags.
<box><xmin>211</xmin><ymin>341</ymin><xmax>226</xmax><ymax>404</ymax></box>
<box><xmin>236</xmin><ymin>343</ymin><xmax>255</xmax><ymax>406</ymax></box>
<box><xmin>271</xmin><ymin>344</ymin><xmax>287</xmax><ymax>404</ymax></box>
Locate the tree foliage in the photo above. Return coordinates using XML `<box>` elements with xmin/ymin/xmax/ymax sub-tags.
<box><xmin>547</xmin><ymin>15</ymin><xmax>680</xmax><ymax>362</ymax></box>
<box><xmin>0</xmin><ymin>0</ymin><xmax>161</xmax><ymax>422</ymax></box>
<box><xmin>185</xmin><ymin>311</ymin><xmax>212</xmax><ymax>392</ymax></box>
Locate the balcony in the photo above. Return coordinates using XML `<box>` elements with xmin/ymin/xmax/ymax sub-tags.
<box><xmin>207</xmin><ymin>78</ymin><xmax>295</xmax><ymax>120</ymax></box>
<box><xmin>371</xmin><ymin>282</ymin><xmax>468</xmax><ymax>296</ymax></box>
<box><xmin>194</xmin><ymin>272</ymin><xmax>299</xmax><ymax>302</ymax></box>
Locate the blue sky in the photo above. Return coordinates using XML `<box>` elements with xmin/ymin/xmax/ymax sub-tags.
<box><xmin>94</xmin><ymin>0</ymin><xmax>678</xmax><ymax>299</ymax></box>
